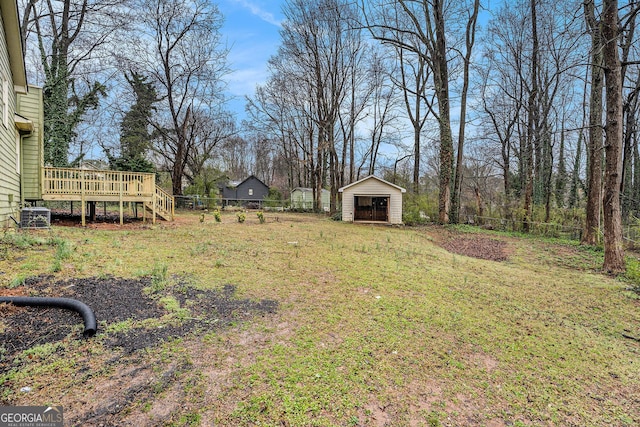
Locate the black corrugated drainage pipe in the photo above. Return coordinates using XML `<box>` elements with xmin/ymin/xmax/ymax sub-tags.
<box><xmin>0</xmin><ymin>297</ymin><xmax>97</xmax><ymax>337</ymax></box>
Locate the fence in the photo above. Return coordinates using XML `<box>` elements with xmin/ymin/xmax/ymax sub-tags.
<box><xmin>474</xmin><ymin>215</ymin><xmax>640</xmax><ymax>246</ymax></box>
<box><xmin>473</xmin><ymin>216</ymin><xmax>583</xmax><ymax>240</ymax></box>
<box><xmin>173</xmin><ymin>196</ymin><xmax>290</xmax><ymax>211</ymax></box>
<box><xmin>172</xmin><ymin>195</ymin><xmax>336</xmax><ymax>212</ymax></box>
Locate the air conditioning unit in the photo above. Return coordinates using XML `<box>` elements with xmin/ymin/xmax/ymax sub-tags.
<box><xmin>20</xmin><ymin>207</ymin><xmax>51</xmax><ymax>229</ymax></box>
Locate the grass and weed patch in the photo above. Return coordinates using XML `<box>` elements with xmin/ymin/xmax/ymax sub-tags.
<box><xmin>1</xmin><ymin>212</ymin><xmax>638</xmax><ymax>426</ymax></box>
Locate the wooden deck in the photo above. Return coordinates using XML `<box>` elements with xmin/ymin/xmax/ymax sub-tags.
<box><xmin>41</xmin><ymin>167</ymin><xmax>174</xmax><ymax>225</ymax></box>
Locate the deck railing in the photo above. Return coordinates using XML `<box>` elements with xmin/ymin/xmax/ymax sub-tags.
<box><xmin>154</xmin><ymin>185</ymin><xmax>175</xmax><ymax>220</ymax></box>
<box><xmin>42</xmin><ymin>167</ymin><xmax>174</xmax><ymax>223</ymax></box>
<box><xmin>43</xmin><ymin>167</ymin><xmax>155</xmax><ymax>198</ymax></box>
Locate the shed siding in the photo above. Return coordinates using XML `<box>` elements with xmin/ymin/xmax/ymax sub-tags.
<box><xmin>291</xmin><ymin>188</ymin><xmax>329</xmax><ymax>210</ymax></box>
<box><xmin>340</xmin><ymin>177</ymin><xmax>404</xmax><ymax>224</ymax></box>
<box><xmin>290</xmin><ymin>189</ymin><xmax>311</xmax><ymax>209</ymax></box>
<box><xmin>0</xmin><ymin>11</ymin><xmax>19</xmax><ymax>226</ymax></box>
<box><xmin>18</xmin><ymin>86</ymin><xmax>43</xmax><ymax>200</ymax></box>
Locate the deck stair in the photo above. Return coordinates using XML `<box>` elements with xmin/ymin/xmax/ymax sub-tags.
<box><xmin>144</xmin><ymin>186</ymin><xmax>174</xmax><ymax>221</ymax></box>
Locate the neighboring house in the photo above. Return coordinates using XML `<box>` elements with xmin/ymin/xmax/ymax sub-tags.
<box><xmin>338</xmin><ymin>175</ymin><xmax>406</xmax><ymax>225</ymax></box>
<box><xmin>0</xmin><ymin>0</ymin><xmax>38</xmax><ymax>227</ymax></box>
<box><xmin>290</xmin><ymin>187</ymin><xmax>329</xmax><ymax>211</ymax></box>
<box><xmin>220</xmin><ymin>175</ymin><xmax>270</xmax><ymax>207</ymax></box>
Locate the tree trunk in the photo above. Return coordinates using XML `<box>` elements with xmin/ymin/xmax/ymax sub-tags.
<box><xmin>523</xmin><ymin>0</ymin><xmax>538</xmax><ymax>233</ymax></box>
<box><xmin>602</xmin><ymin>0</ymin><xmax>625</xmax><ymax>273</ymax></box>
<box><xmin>413</xmin><ymin>122</ymin><xmax>420</xmax><ymax>194</ymax></box>
<box><xmin>583</xmin><ymin>0</ymin><xmax>604</xmax><ymax>245</ymax></box>
<box><xmin>433</xmin><ymin>0</ymin><xmax>452</xmax><ymax>224</ymax></box>
<box><xmin>451</xmin><ymin>0</ymin><xmax>479</xmax><ymax>224</ymax></box>
<box><xmin>555</xmin><ymin>122</ymin><xmax>566</xmax><ymax>208</ymax></box>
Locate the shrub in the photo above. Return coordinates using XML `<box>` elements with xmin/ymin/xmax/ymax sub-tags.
<box><xmin>213</xmin><ymin>209</ymin><xmax>222</xmax><ymax>222</ymax></box>
<box><xmin>257</xmin><ymin>211</ymin><xmax>265</xmax><ymax>224</ymax></box>
<box><xmin>237</xmin><ymin>212</ymin><xmax>246</xmax><ymax>223</ymax></box>
<box><xmin>403</xmin><ymin>193</ymin><xmax>436</xmax><ymax>225</ymax></box>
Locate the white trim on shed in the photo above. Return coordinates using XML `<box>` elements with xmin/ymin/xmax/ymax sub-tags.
<box><xmin>338</xmin><ymin>175</ymin><xmax>406</xmax><ymax>224</ymax></box>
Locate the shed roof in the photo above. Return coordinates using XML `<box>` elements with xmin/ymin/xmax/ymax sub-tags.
<box><xmin>338</xmin><ymin>175</ymin><xmax>406</xmax><ymax>193</ymax></box>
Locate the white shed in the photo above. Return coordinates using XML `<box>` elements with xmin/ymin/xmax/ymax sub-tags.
<box><xmin>338</xmin><ymin>175</ymin><xmax>406</xmax><ymax>224</ymax></box>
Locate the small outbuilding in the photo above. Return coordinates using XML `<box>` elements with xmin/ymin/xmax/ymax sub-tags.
<box><xmin>290</xmin><ymin>187</ymin><xmax>330</xmax><ymax>211</ymax></box>
<box><xmin>338</xmin><ymin>175</ymin><xmax>406</xmax><ymax>225</ymax></box>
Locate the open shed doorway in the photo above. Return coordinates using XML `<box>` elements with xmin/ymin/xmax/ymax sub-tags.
<box><xmin>354</xmin><ymin>196</ymin><xmax>389</xmax><ymax>222</ymax></box>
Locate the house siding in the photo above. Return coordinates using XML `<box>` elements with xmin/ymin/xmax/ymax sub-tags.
<box><xmin>221</xmin><ymin>175</ymin><xmax>269</xmax><ymax>205</ymax></box>
<box><xmin>18</xmin><ymin>86</ymin><xmax>43</xmax><ymax>200</ymax></box>
<box><xmin>340</xmin><ymin>176</ymin><xmax>405</xmax><ymax>224</ymax></box>
<box><xmin>236</xmin><ymin>176</ymin><xmax>269</xmax><ymax>201</ymax></box>
<box><xmin>0</xmin><ymin>7</ymin><xmax>19</xmax><ymax>226</ymax></box>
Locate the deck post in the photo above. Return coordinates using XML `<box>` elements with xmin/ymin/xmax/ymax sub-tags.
<box><xmin>81</xmin><ymin>170</ymin><xmax>86</xmax><ymax>227</ymax></box>
<box><xmin>119</xmin><ymin>171</ymin><xmax>124</xmax><ymax>225</ymax></box>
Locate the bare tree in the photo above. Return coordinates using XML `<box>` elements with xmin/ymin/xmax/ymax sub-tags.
<box><xmin>364</xmin><ymin>0</ymin><xmax>476</xmax><ymax>223</ymax></box>
<box><xmin>276</xmin><ymin>0</ymin><xmax>365</xmax><ymax>212</ymax></box>
<box><xmin>363</xmin><ymin>52</ymin><xmax>400</xmax><ymax>177</ymax></box>
<box><xmin>450</xmin><ymin>0</ymin><xmax>480</xmax><ymax>224</ymax></box>
<box><xmin>391</xmin><ymin>41</ymin><xmax>431</xmax><ymax>194</ymax></box>
<box><xmin>128</xmin><ymin>0</ymin><xmax>229</xmax><ymax>195</ymax></box>
<box><xmin>184</xmin><ymin>112</ymin><xmax>236</xmax><ymax>185</ymax></box>
<box><xmin>20</xmin><ymin>0</ymin><xmax>125</xmax><ymax>165</ymax></box>
<box><xmin>247</xmin><ymin>73</ymin><xmax>312</xmax><ymax>191</ymax></box>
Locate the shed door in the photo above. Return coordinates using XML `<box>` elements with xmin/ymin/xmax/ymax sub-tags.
<box><xmin>354</xmin><ymin>196</ymin><xmax>389</xmax><ymax>222</ymax></box>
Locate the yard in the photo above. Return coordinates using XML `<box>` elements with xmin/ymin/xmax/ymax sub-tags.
<box><xmin>0</xmin><ymin>212</ymin><xmax>638</xmax><ymax>426</ymax></box>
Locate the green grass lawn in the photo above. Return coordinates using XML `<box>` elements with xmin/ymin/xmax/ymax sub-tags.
<box><xmin>1</xmin><ymin>211</ymin><xmax>638</xmax><ymax>426</ymax></box>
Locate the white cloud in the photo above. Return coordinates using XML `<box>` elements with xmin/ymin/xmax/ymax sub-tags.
<box><xmin>228</xmin><ymin>67</ymin><xmax>269</xmax><ymax>96</ymax></box>
<box><xmin>231</xmin><ymin>0</ymin><xmax>282</xmax><ymax>27</ymax></box>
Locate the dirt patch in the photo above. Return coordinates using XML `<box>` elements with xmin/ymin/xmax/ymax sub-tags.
<box><xmin>0</xmin><ymin>276</ymin><xmax>278</xmax><ymax>373</ymax></box>
<box><xmin>430</xmin><ymin>228</ymin><xmax>511</xmax><ymax>262</ymax></box>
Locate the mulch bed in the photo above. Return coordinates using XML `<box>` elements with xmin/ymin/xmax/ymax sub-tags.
<box><xmin>441</xmin><ymin>235</ymin><xmax>510</xmax><ymax>262</ymax></box>
<box><xmin>0</xmin><ymin>276</ymin><xmax>278</xmax><ymax>373</ymax></box>
<box><xmin>425</xmin><ymin>226</ymin><xmax>511</xmax><ymax>262</ymax></box>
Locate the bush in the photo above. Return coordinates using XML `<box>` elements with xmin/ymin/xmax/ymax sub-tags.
<box><xmin>257</xmin><ymin>211</ymin><xmax>265</xmax><ymax>223</ymax></box>
<box><xmin>403</xmin><ymin>193</ymin><xmax>436</xmax><ymax>225</ymax></box>
<box><xmin>213</xmin><ymin>209</ymin><xmax>222</xmax><ymax>222</ymax></box>
<box><xmin>237</xmin><ymin>212</ymin><xmax>246</xmax><ymax>223</ymax></box>
<box><xmin>624</xmin><ymin>257</ymin><xmax>640</xmax><ymax>295</ymax></box>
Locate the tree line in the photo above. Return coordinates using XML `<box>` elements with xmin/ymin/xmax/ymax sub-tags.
<box><xmin>19</xmin><ymin>0</ymin><xmax>639</xmax><ymax>272</ymax></box>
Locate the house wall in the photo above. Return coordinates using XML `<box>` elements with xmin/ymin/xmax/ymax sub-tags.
<box><xmin>236</xmin><ymin>176</ymin><xmax>269</xmax><ymax>201</ymax></box>
<box><xmin>0</xmin><ymin>10</ymin><xmax>19</xmax><ymax>226</ymax></box>
<box><xmin>18</xmin><ymin>86</ymin><xmax>43</xmax><ymax>200</ymax></box>
<box><xmin>341</xmin><ymin>178</ymin><xmax>404</xmax><ymax>224</ymax></box>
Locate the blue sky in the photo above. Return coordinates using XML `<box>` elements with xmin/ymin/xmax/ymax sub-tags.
<box><xmin>218</xmin><ymin>0</ymin><xmax>285</xmax><ymax>121</ymax></box>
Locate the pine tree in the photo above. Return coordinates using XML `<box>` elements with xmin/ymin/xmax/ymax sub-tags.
<box><xmin>109</xmin><ymin>72</ymin><xmax>158</xmax><ymax>172</ymax></box>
